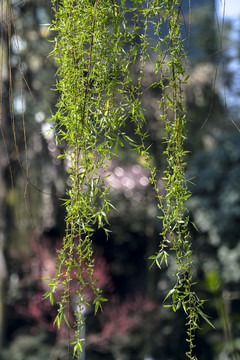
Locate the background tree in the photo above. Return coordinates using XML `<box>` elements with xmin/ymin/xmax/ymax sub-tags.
<box><xmin>0</xmin><ymin>0</ymin><xmax>66</xmax><ymax>350</ymax></box>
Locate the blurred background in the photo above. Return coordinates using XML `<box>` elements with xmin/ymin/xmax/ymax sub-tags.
<box><xmin>1</xmin><ymin>0</ymin><xmax>240</xmax><ymax>359</ymax></box>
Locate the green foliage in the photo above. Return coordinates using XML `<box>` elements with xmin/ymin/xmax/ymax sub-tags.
<box><xmin>185</xmin><ymin>133</ymin><xmax>240</xmax><ymax>359</ymax></box>
<box><xmin>45</xmin><ymin>0</ymin><xmax>210</xmax><ymax>358</ymax></box>
<box><xmin>1</xmin><ymin>333</ymin><xmax>70</xmax><ymax>360</ymax></box>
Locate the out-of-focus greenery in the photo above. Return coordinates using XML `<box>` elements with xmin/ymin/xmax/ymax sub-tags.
<box><xmin>187</xmin><ymin>133</ymin><xmax>240</xmax><ymax>359</ymax></box>
<box><xmin>1</xmin><ymin>0</ymin><xmax>66</xmax><ymax>254</ymax></box>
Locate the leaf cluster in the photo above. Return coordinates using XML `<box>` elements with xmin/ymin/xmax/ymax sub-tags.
<box><xmin>45</xmin><ymin>0</ymin><xmax>211</xmax><ymax>358</ymax></box>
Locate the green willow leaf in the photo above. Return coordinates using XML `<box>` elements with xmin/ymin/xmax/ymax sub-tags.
<box><xmin>46</xmin><ymin>1</ymin><xmax>207</xmax><ymax>359</ymax></box>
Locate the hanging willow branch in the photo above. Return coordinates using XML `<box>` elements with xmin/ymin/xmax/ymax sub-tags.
<box><xmin>44</xmin><ymin>0</ymin><xmax>212</xmax><ymax>358</ymax></box>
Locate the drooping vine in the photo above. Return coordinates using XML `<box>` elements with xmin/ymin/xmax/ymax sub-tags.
<box><xmin>44</xmin><ymin>0</ymin><xmax>212</xmax><ymax>358</ymax></box>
